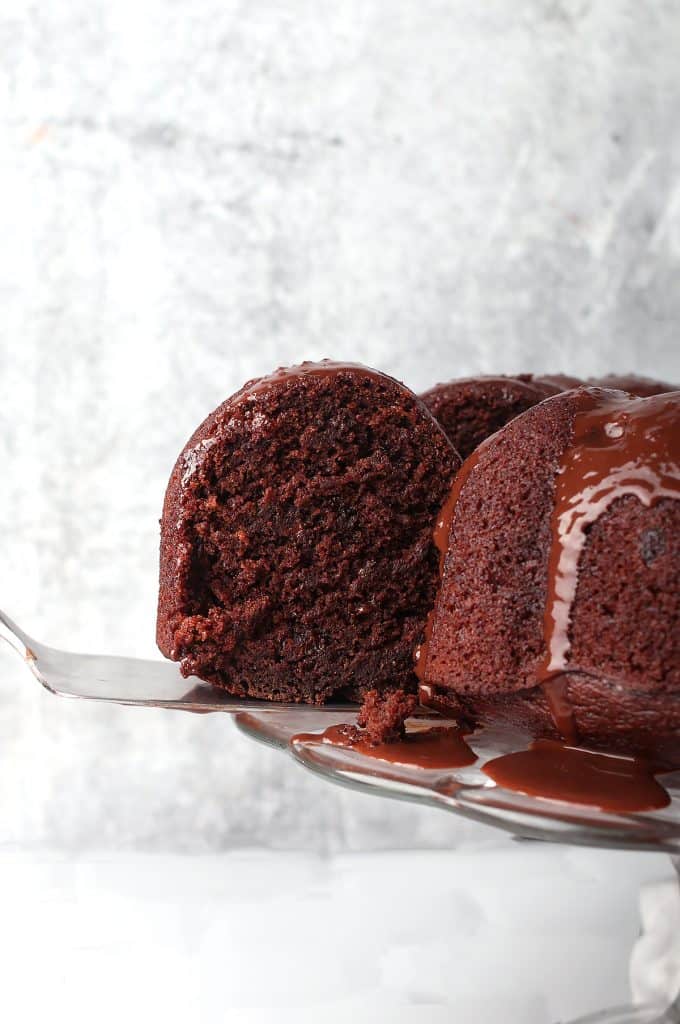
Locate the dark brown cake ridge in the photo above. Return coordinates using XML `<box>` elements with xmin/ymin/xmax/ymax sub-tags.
<box><xmin>420</xmin><ymin>375</ymin><xmax>552</xmax><ymax>459</ymax></box>
<box><xmin>587</xmin><ymin>373</ymin><xmax>678</xmax><ymax>397</ymax></box>
<box><xmin>420</xmin><ymin>373</ymin><xmax>674</xmax><ymax>462</ymax></box>
<box><xmin>157</xmin><ymin>361</ymin><xmax>460</xmax><ymax>706</ymax></box>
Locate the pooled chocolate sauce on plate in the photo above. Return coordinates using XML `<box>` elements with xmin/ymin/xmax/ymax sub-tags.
<box><xmin>483</xmin><ymin>739</ymin><xmax>670</xmax><ymax>813</ymax></box>
<box><xmin>292</xmin><ymin>724</ymin><xmax>477</xmax><ymax>770</ymax></box>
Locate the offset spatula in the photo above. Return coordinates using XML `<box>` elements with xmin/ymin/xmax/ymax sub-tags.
<box><xmin>0</xmin><ymin>608</ymin><xmax>352</xmax><ymax>714</ymax></box>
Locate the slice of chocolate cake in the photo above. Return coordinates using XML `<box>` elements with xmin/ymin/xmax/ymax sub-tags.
<box><xmin>157</xmin><ymin>361</ymin><xmax>460</xmax><ymax>706</ymax></box>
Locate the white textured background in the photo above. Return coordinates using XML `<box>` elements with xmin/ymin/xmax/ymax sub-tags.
<box><xmin>1</xmin><ymin>0</ymin><xmax>679</xmax><ymax>852</ymax></box>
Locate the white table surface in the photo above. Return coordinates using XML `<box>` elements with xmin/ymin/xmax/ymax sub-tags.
<box><xmin>0</xmin><ymin>843</ymin><xmax>672</xmax><ymax>1024</ymax></box>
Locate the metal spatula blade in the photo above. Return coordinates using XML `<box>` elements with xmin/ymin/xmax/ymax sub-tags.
<box><xmin>0</xmin><ymin>608</ymin><xmax>353</xmax><ymax>714</ymax></box>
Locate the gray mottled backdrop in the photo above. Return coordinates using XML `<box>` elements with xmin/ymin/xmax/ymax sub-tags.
<box><xmin>0</xmin><ymin>0</ymin><xmax>678</xmax><ymax>850</ymax></box>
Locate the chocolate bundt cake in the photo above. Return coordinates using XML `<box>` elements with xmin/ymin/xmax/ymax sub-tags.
<box><xmin>418</xmin><ymin>387</ymin><xmax>680</xmax><ymax>762</ymax></box>
<box><xmin>157</xmin><ymin>362</ymin><xmax>460</xmax><ymax>705</ymax></box>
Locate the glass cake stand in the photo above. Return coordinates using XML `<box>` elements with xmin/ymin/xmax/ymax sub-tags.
<box><xmin>236</xmin><ymin>708</ymin><xmax>680</xmax><ymax>1023</ymax></box>
<box><xmin>1</xmin><ymin>607</ymin><xmax>678</xmax><ymax>1022</ymax></box>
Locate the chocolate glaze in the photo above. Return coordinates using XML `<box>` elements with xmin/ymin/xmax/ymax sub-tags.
<box><xmin>242</xmin><ymin>360</ymin><xmax>395</xmax><ymax>395</ymax></box>
<box><xmin>483</xmin><ymin>739</ymin><xmax>670</xmax><ymax>812</ymax></box>
<box><xmin>293</xmin><ymin>723</ymin><xmax>477</xmax><ymax>770</ymax></box>
<box><xmin>536</xmin><ymin>389</ymin><xmax>680</xmax><ymax>701</ymax></box>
